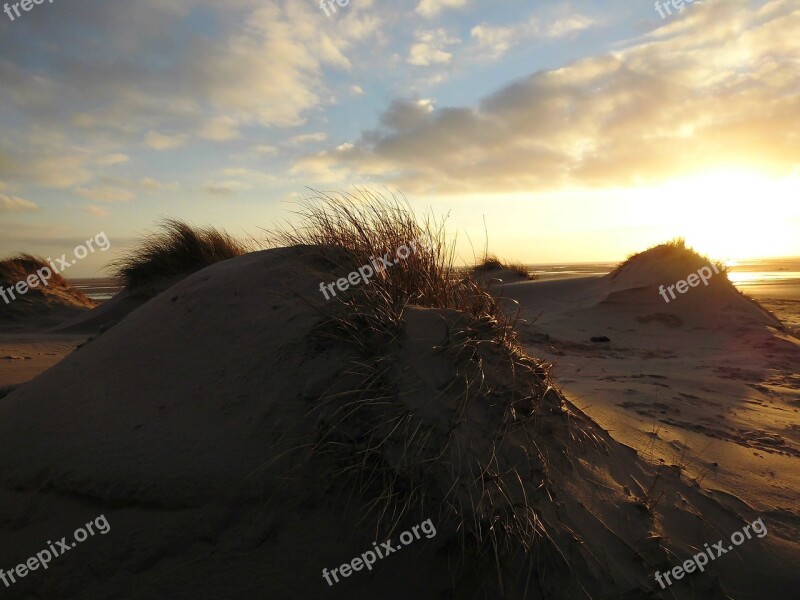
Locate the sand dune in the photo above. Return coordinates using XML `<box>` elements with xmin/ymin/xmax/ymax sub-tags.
<box><xmin>0</xmin><ymin>244</ymin><xmax>797</xmax><ymax>598</ymax></box>
<box><xmin>493</xmin><ymin>244</ymin><xmax>800</xmax><ymax>585</ymax></box>
<box><xmin>0</xmin><ymin>276</ymin><xmax>95</xmax><ymax>333</ymax></box>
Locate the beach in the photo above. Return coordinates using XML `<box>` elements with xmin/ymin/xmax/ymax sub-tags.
<box><xmin>3</xmin><ymin>1</ymin><xmax>799</xmax><ymax>596</ymax></box>
<box><xmin>0</xmin><ymin>237</ymin><xmax>797</xmax><ymax>599</ymax></box>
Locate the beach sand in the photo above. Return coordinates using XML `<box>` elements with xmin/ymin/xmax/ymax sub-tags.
<box><xmin>501</xmin><ymin>261</ymin><xmax>800</xmax><ymax>515</ymax></box>
<box><xmin>0</xmin><ymin>245</ymin><xmax>797</xmax><ymax>598</ymax></box>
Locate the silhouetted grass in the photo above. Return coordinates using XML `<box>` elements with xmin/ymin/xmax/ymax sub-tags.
<box><xmin>611</xmin><ymin>237</ymin><xmax>727</xmax><ymax>278</ymax></box>
<box><xmin>112</xmin><ymin>219</ymin><xmax>249</xmax><ymax>289</ymax></box>
<box><xmin>475</xmin><ymin>254</ymin><xmax>535</xmax><ymax>280</ymax></box>
<box><xmin>270</xmin><ymin>189</ymin><xmax>530</xmax><ymax>332</ymax></box>
<box><xmin>271</xmin><ymin>190</ymin><xmax>566</xmax><ymax>594</ymax></box>
<box><xmin>0</xmin><ymin>254</ymin><xmax>68</xmax><ymax>288</ymax></box>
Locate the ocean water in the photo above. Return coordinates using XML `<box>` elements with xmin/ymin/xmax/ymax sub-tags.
<box><xmin>68</xmin><ymin>258</ymin><xmax>800</xmax><ymax>303</ymax></box>
<box><xmin>724</xmin><ymin>258</ymin><xmax>800</xmax><ymax>301</ymax></box>
<box><xmin>70</xmin><ymin>277</ymin><xmax>123</xmax><ymax>301</ymax></box>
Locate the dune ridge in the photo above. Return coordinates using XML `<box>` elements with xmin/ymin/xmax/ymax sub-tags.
<box><xmin>0</xmin><ymin>243</ymin><xmax>796</xmax><ymax>598</ymax></box>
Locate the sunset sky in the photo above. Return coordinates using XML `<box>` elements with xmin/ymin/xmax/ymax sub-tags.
<box><xmin>1</xmin><ymin>0</ymin><xmax>798</xmax><ymax>276</ymax></box>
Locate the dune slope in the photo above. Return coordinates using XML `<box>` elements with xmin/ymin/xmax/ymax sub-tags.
<box><xmin>0</xmin><ymin>246</ymin><xmax>796</xmax><ymax>599</ymax></box>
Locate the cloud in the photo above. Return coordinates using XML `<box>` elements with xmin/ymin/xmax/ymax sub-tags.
<box><xmin>408</xmin><ymin>29</ymin><xmax>460</xmax><ymax>66</ymax></box>
<box><xmin>144</xmin><ymin>131</ymin><xmax>187</xmax><ymax>150</ymax></box>
<box><xmin>0</xmin><ymin>0</ymin><xmax>382</xmax><ymax>170</ymax></box>
<box><xmin>547</xmin><ymin>14</ymin><xmax>595</xmax><ymax>38</ymax></box>
<box><xmin>198</xmin><ymin>116</ymin><xmax>242</xmax><ymax>141</ymax></box>
<box><xmin>96</xmin><ymin>153</ymin><xmax>130</xmax><ymax>166</ymax></box>
<box><xmin>199</xmin><ymin>168</ymin><xmax>275</xmax><ymax>196</ymax></box>
<box><xmin>0</xmin><ymin>194</ymin><xmax>38</xmax><ymax>212</ymax></box>
<box><xmin>380</xmin><ymin>98</ymin><xmax>435</xmax><ymax>130</ymax></box>
<box><xmin>74</xmin><ymin>185</ymin><xmax>136</xmax><ymax>202</ymax></box>
<box><xmin>219</xmin><ymin>167</ymin><xmax>276</xmax><ymax>184</ymax></box>
<box><xmin>203</xmin><ymin>180</ymin><xmax>253</xmax><ymax>195</ymax></box>
<box><xmin>253</xmin><ymin>144</ymin><xmax>278</xmax><ymax>156</ymax></box>
<box><xmin>470</xmin><ymin>23</ymin><xmax>519</xmax><ymax>60</ymax></box>
<box><xmin>0</xmin><ymin>144</ymin><xmax>93</xmax><ymax>189</ymax></box>
<box><xmin>84</xmin><ymin>204</ymin><xmax>110</xmax><ymax>217</ymax></box>
<box><xmin>416</xmin><ymin>0</ymin><xmax>467</xmax><ymax>19</ymax></box>
<box><xmin>138</xmin><ymin>177</ymin><xmax>179</xmax><ymax>193</ymax></box>
<box><xmin>295</xmin><ymin>0</ymin><xmax>800</xmax><ymax>193</ymax></box>
<box><xmin>288</xmin><ymin>132</ymin><xmax>329</xmax><ymax>145</ymax></box>
<box><xmin>180</xmin><ymin>2</ymin><xmax>380</xmax><ymax>130</ymax></box>
<box><xmin>471</xmin><ymin>10</ymin><xmax>596</xmax><ymax>60</ymax></box>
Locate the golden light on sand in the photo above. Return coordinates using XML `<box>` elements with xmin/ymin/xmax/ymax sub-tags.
<box><xmin>636</xmin><ymin>170</ymin><xmax>800</xmax><ymax>261</ymax></box>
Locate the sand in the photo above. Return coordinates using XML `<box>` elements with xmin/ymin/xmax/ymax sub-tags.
<box><xmin>0</xmin><ymin>245</ymin><xmax>797</xmax><ymax>599</ymax></box>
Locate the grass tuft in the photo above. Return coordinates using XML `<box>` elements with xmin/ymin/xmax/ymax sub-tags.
<box><xmin>475</xmin><ymin>254</ymin><xmax>535</xmax><ymax>280</ymax></box>
<box><xmin>0</xmin><ymin>254</ymin><xmax>68</xmax><ymax>288</ymax></box>
<box><xmin>271</xmin><ymin>189</ymin><xmax>577</xmax><ymax>595</ymax></box>
<box><xmin>611</xmin><ymin>237</ymin><xmax>726</xmax><ymax>278</ymax></box>
<box><xmin>112</xmin><ymin>218</ymin><xmax>249</xmax><ymax>289</ymax></box>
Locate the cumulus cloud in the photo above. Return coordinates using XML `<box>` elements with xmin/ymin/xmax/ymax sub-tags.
<box><xmin>74</xmin><ymin>185</ymin><xmax>136</xmax><ymax>203</ymax></box>
<box><xmin>0</xmin><ymin>194</ymin><xmax>38</xmax><ymax>212</ymax></box>
<box><xmin>219</xmin><ymin>167</ymin><xmax>276</xmax><ymax>184</ymax></box>
<box><xmin>408</xmin><ymin>29</ymin><xmax>460</xmax><ymax>66</ymax></box>
<box><xmin>79</xmin><ymin>176</ymin><xmax>178</xmax><ymax>198</ymax></box>
<box><xmin>84</xmin><ymin>205</ymin><xmax>110</xmax><ymax>217</ymax></box>
<box><xmin>288</xmin><ymin>132</ymin><xmax>329</xmax><ymax>145</ymax></box>
<box><xmin>96</xmin><ymin>153</ymin><xmax>130</xmax><ymax>166</ymax></box>
<box><xmin>470</xmin><ymin>23</ymin><xmax>519</xmax><ymax>60</ymax></box>
<box><xmin>144</xmin><ymin>131</ymin><xmax>187</xmax><ymax>151</ymax></box>
<box><xmin>139</xmin><ymin>177</ymin><xmax>179</xmax><ymax>193</ymax></box>
<box><xmin>416</xmin><ymin>0</ymin><xmax>467</xmax><ymax>19</ymax></box>
<box><xmin>0</xmin><ymin>0</ymin><xmax>382</xmax><ymax>188</ymax></box>
<box><xmin>295</xmin><ymin>0</ymin><xmax>800</xmax><ymax>193</ymax></box>
<box><xmin>253</xmin><ymin>144</ymin><xmax>278</xmax><ymax>156</ymax></box>
<box><xmin>203</xmin><ymin>181</ymin><xmax>252</xmax><ymax>196</ymax></box>
<box><xmin>547</xmin><ymin>14</ymin><xmax>595</xmax><ymax>38</ymax></box>
<box><xmin>198</xmin><ymin>116</ymin><xmax>242</xmax><ymax>142</ymax></box>
<box><xmin>0</xmin><ymin>144</ymin><xmax>93</xmax><ymax>189</ymax></box>
<box><xmin>202</xmin><ymin>165</ymin><xmax>281</xmax><ymax>195</ymax></box>
<box><xmin>471</xmin><ymin>10</ymin><xmax>596</xmax><ymax>60</ymax></box>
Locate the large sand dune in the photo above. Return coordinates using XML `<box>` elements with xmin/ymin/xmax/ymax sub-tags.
<box><xmin>0</xmin><ymin>245</ymin><xmax>797</xmax><ymax>598</ymax></box>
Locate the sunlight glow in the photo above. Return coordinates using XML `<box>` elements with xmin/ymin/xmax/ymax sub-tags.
<box><xmin>632</xmin><ymin>170</ymin><xmax>800</xmax><ymax>260</ymax></box>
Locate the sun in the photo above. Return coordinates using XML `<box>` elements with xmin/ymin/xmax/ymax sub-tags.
<box><xmin>635</xmin><ymin>170</ymin><xmax>800</xmax><ymax>261</ymax></box>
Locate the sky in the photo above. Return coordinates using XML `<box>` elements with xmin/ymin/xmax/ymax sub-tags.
<box><xmin>0</xmin><ymin>0</ymin><xmax>798</xmax><ymax>276</ymax></box>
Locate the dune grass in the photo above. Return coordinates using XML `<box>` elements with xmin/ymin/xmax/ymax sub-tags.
<box><xmin>475</xmin><ymin>254</ymin><xmax>503</xmax><ymax>271</ymax></box>
<box><xmin>0</xmin><ymin>254</ymin><xmax>69</xmax><ymax>288</ymax></box>
<box><xmin>611</xmin><ymin>237</ymin><xmax>727</xmax><ymax>278</ymax></box>
<box><xmin>270</xmin><ymin>189</ymin><xmax>530</xmax><ymax>346</ymax></box>
<box><xmin>475</xmin><ymin>253</ymin><xmax>534</xmax><ymax>280</ymax></box>
<box><xmin>112</xmin><ymin>218</ymin><xmax>249</xmax><ymax>289</ymax></box>
<box><xmin>270</xmin><ymin>189</ymin><xmax>461</xmax><ymax>309</ymax></box>
<box><xmin>271</xmin><ymin>190</ymin><xmax>571</xmax><ymax>594</ymax></box>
